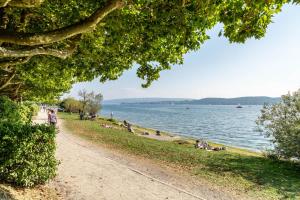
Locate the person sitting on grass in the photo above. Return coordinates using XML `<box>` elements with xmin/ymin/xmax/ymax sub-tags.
<box><xmin>156</xmin><ymin>130</ymin><xmax>161</xmax><ymax>136</ymax></box>
<box><xmin>121</xmin><ymin>120</ymin><xmax>134</xmax><ymax>133</ymax></box>
<box><xmin>195</xmin><ymin>139</ymin><xmax>209</xmax><ymax>149</ymax></box>
<box><xmin>89</xmin><ymin>113</ymin><xmax>96</xmax><ymax>120</ymax></box>
<box><xmin>127</xmin><ymin>123</ymin><xmax>134</xmax><ymax>133</ymax></box>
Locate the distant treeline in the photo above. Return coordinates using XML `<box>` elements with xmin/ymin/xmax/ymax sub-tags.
<box><xmin>121</xmin><ymin>96</ymin><xmax>281</xmax><ymax>105</ymax></box>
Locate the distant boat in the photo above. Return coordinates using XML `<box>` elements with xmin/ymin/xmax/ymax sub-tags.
<box><xmin>236</xmin><ymin>104</ymin><xmax>243</xmax><ymax>108</ymax></box>
<box><xmin>186</xmin><ymin>107</ymin><xmax>190</xmax><ymax>110</ymax></box>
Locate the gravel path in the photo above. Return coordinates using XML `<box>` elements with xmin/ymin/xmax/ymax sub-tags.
<box><xmin>35</xmin><ymin>112</ymin><xmax>241</xmax><ymax>200</ymax></box>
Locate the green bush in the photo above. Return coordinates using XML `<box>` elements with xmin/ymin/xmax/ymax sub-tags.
<box><xmin>0</xmin><ymin>122</ymin><xmax>57</xmax><ymax>187</ymax></box>
<box><xmin>0</xmin><ymin>97</ymin><xmax>57</xmax><ymax>187</ymax></box>
<box><xmin>60</xmin><ymin>97</ymin><xmax>83</xmax><ymax>113</ymax></box>
<box><xmin>23</xmin><ymin>102</ymin><xmax>40</xmax><ymax>117</ymax></box>
<box><xmin>0</xmin><ymin>97</ymin><xmax>31</xmax><ymax>124</ymax></box>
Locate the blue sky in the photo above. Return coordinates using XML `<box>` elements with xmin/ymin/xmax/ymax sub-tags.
<box><xmin>66</xmin><ymin>4</ymin><xmax>300</xmax><ymax>100</ymax></box>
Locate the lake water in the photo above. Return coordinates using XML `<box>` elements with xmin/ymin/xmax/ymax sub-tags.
<box><xmin>101</xmin><ymin>104</ymin><xmax>271</xmax><ymax>151</ymax></box>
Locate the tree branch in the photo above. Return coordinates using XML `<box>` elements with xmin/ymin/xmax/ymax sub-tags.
<box><xmin>0</xmin><ymin>71</ymin><xmax>15</xmax><ymax>90</ymax></box>
<box><xmin>17</xmin><ymin>11</ymin><xmax>34</xmax><ymax>32</ymax></box>
<box><xmin>0</xmin><ymin>46</ymin><xmax>76</xmax><ymax>59</ymax></box>
<box><xmin>0</xmin><ymin>0</ymin><xmax>124</xmax><ymax>46</ymax></box>
<box><xmin>0</xmin><ymin>9</ymin><xmax>9</xmax><ymax>30</ymax></box>
<box><xmin>0</xmin><ymin>57</ymin><xmax>31</xmax><ymax>70</ymax></box>
<box><xmin>13</xmin><ymin>82</ymin><xmax>22</xmax><ymax>97</ymax></box>
<box><xmin>0</xmin><ymin>0</ymin><xmax>12</xmax><ymax>7</ymax></box>
<box><xmin>0</xmin><ymin>80</ymin><xmax>23</xmax><ymax>100</ymax></box>
<box><xmin>1</xmin><ymin>0</ymin><xmax>43</xmax><ymax>8</ymax></box>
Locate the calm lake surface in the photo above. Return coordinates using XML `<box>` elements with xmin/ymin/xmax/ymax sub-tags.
<box><xmin>101</xmin><ymin>104</ymin><xmax>271</xmax><ymax>151</ymax></box>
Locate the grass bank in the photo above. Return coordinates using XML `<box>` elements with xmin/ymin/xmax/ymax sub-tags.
<box><xmin>59</xmin><ymin>113</ymin><xmax>300</xmax><ymax>200</ymax></box>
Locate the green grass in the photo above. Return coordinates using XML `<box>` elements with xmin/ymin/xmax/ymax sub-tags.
<box><xmin>59</xmin><ymin>113</ymin><xmax>300</xmax><ymax>200</ymax></box>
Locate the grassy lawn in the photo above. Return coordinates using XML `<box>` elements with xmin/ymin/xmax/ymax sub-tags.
<box><xmin>59</xmin><ymin>112</ymin><xmax>300</xmax><ymax>200</ymax></box>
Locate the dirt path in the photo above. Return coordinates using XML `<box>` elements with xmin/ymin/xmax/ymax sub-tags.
<box><xmin>35</xmin><ymin>112</ymin><xmax>241</xmax><ymax>200</ymax></box>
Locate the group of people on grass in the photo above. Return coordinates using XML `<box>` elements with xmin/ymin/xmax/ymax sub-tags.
<box><xmin>194</xmin><ymin>139</ymin><xmax>226</xmax><ymax>151</ymax></box>
<box><xmin>79</xmin><ymin>110</ymin><xmax>97</xmax><ymax>120</ymax></box>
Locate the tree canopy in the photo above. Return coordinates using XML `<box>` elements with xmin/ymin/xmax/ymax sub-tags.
<box><xmin>0</xmin><ymin>0</ymin><xmax>298</xmax><ymax>100</ymax></box>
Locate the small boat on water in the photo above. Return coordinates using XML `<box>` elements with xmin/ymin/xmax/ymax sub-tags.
<box><xmin>236</xmin><ymin>104</ymin><xmax>243</xmax><ymax>108</ymax></box>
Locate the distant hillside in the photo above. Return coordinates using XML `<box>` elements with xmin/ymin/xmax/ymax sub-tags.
<box><xmin>111</xmin><ymin>96</ymin><xmax>281</xmax><ymax>105</ymax></box>
<box><xmin>103</xmin><ymin>98</ymin><xmax>191</xmax><ymax>104</ymax></box>
<box><xmin>179</xmin><ymin>96</ymin><xmax>281</xmax><ymax>105</ymax></box>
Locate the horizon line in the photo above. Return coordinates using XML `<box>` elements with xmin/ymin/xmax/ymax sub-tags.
<box><xmin>103</xmin><ymin>95</ymin><xmax>281</xmax><ymax>101</ymax></box>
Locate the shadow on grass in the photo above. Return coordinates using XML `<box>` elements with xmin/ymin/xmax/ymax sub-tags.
<box><xmin>197</xmin><ymin>152</ymin><xmax>300</xmax><ymax>199</ymax></box>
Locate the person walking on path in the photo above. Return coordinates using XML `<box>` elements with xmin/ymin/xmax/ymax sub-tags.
<box><xmin>49</xmin><ymin>109</ymin><xmax>57</xmax><ymax>126</ymax></box>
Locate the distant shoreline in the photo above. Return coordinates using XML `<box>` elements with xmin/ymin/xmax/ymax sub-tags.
<box><xmin>104</xmin><ymin>96</ymin><xmax>280</xmax><ymax>105</ymax></box>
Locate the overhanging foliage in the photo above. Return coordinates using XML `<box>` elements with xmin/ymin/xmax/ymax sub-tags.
<box><xmin>0</xmin><ymin>0</ymin><xmax>298</xmax><ymax>100</ymax></box>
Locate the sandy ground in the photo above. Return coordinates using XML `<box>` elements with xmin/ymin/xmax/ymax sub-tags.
<box><xmin>35</xmin><ymin>112</ymin><xmax>243</xmax><ymax>200</ymax></box>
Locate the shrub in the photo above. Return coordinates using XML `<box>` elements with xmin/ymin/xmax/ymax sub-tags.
<box><xmin>256</xmin><ymin>90</ymin><xmax>300</xmax><ymax>159</ymax></box>
<box><xmin>0</xmin><ymin>96</ymin><xmax>31</xmax><ymax>124</ymax></box>
<box><xmin>262</xmin><ymin>150</ymin><xmax>280</xmax><ymax>161</ymax></box>
<box><xmin>23</xmin><ymin>102</ymin><xmax>40</xmax><ymax>117</ymax></box>
<box><xmin>0</xmin><ymin>97</ymin><xmax>57</xmax><ymax>187</ymax></box>
<box><xmin>0</xmin><ymin>122</ymin><xmax>57</xmax><ymax>187</ymax></box>
<box><xmin>61</xmin><ymin>97</ymin><xmax>83</xmax><ymax>113</ymax></box>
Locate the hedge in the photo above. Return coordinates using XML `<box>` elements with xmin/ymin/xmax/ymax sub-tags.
<box><xmin>0</xmin><ymin>96</ymin><xmax>57</xmax><ymax>187</ymax></box>
<box><xmin>0</xmin><ymin>122</ymin><xmax>57</xmax><ymax>187</ymax></box>
<box><xmin>23</xmin><ymin>102</ymin><xmax>40</xmax><ymax>118</ymax></box>
<box><xmin>0</xmin><ymin>97</ymin><xmax>32</xmax><ymax>124</ymax></box>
